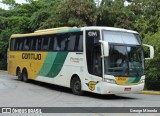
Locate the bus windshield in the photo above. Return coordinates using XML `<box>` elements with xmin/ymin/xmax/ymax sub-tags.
<box><xmin>104</xmin><ymin>45</ymin><xmax>144</xmax><ymax>77</ymax></box>
<box><xmin>102</xmin><ymin>30</ymin><xmax>144</xmax><ymax>77</ymax></box>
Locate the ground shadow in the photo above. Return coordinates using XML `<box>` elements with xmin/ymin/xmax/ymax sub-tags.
<box><xmin>13</xmin><ymin>78</ymin><xmax>138</xmax><ymax>100</ymax></box>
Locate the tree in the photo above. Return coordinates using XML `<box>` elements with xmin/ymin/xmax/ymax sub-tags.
<box><xmin>1</xmin><ymin>0</ymin><xmax>16</xmax><ymax>9</ymax></box>
<box><xmin>143</xmin><ymin>32</ymin><xmax>160</xmax><ymax>82</ymax></box>
<box><xmin>40</xmin><ymin>0</ymin><xmax>97</xmax><ymax>28</ymax></box>
<box><xmin>2</xmin><ymin>0</ymin><xmax>15</xmax><ymax>5</ymax></box>
<box><xmin>30</xmin><ymin>9</ymin><xmax>50</xmax><ymax>31</ymax></box>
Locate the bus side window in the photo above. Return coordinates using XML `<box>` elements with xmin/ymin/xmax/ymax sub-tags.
<box><xmin>31</xmin><ymin>38</ymin><xmax>37</xmax><ymax>51</ymax></box>
<box><xmin>55</xmin><ymin>34</ymin><xmax>70</xmax><ymax>51</ymax></box>
<box><xmin>74</xmin><ymin>32</ymin><xmax>83</xmax><ymax>51</ymax></box>
<box><xmin>67</xmin><ymin>35</ymin><xmax>76</xmax><ymax>51</ymax></box>
<box><xmin>19</xmin><ymin>39</ymin><xmax>23</xmax><ymax>50</ymax></box>
<box><xmin>54</xmin><ymin>37</ymin><xmax>60</xmax><ymax>51</ymax></box>
<box><xmin>10</xmin><ymin>39</ymin><xmax>15</xmax><ymax>51</ymax></box>
<box><xmin>56</xmin><ymin>34</ymin><xmax>68</xmax><ymax>51</ymax></box>
<box><xmin>37</xmin><ymin>37</ymin><xmax>42</xmax><ymax>51</ymax></box>
<box><xmin>49</xmin><ymin>35</ymin><xmax>54</xmax><ymax>51</ymax></box>
<box><xmin>15</xmin><ymin>39</ymin><xmax>19</xmax><ymax>50</ymax></box>
<box><xmin>42</xmin><ymin>36</ymin><xmax>50</xmax><ymax>51</ymax></box>
<box><xmin>61</xmin><ymin>38</ymin><xmax>68</xmax><ymax>51</ymax></box>
<box><xmin>15</xmin><ymin>39</ymin><xmax>22</xmax><ymax>51</ymax></box>
<box><xmin>23</xmin><ymin>38</ymin><xmax>31</xmax><ymax>50</ymax></box>
<box><xmin>78</xmin><ymin>35</ymin><xmax>83</xmax><ymax>51</ymax></box>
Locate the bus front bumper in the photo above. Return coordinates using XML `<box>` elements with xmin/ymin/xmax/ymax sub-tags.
<box><xmin>101</xmin><ymin>82</ymin><xmax>144</xmax><ymax>94</ymax></box>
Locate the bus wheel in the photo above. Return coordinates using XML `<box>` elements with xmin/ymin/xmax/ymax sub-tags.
<box><xmin>71</xmin><ymin>77</ymin><xmax>84</xmax><ymax>95</ymax></box>
<box><xmin>22</xmin><ymin>69</ymin><xmax>28</xmax><ymax>82</ymax></box>
<box><xmin>16</xmin><ymin>68</ymin><xmax>22</xmax><ymax>81</ymax></box>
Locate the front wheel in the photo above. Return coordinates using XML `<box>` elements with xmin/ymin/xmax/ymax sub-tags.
<box><xmin>71</xmin><ymin>77</ymin><xmax>84</xmax><ymax>95</ymax></box>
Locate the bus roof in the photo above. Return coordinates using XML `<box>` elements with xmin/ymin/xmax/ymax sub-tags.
<box><xmin>10</xmin><ymin>26</ymin><xmax>138</xmax><ymax>38</ymax></box>
<box><xmin>10</xmin><ymin>27</ymin><xmax>81</xmax><ymax>38</ymax></box>
<box><xmin>34</xmin><ymin>27</ymin><xmax>72</xmax><ymax>33</ymax></box>
<box><xmin>82</xmin><ymin>26</ymin><xmax>138</xmax><ymax>34</ymax></box>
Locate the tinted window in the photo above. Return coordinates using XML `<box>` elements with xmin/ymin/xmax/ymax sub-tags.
<box><xmin>78</xmin><ymin>35</ymin><xmax>83</xmax><ymax>51</ymax></box>
<box><xmin>49</xmin><ymin>35</ymin><xmax>54</xmax><ymax>51</ymax></box>
<box><xmin>73</xmin><ymin>32</ymin><xmax>83</xmax><ymax>51</ymax></box>
<box><xmin>15</xmin><ymin>39</ymin><xmax>24</xmax><ymax>51</ymax></box>
<box><xmin>59</xmin><ymin>35</ymin><xmax>68</xmax><ymax>51</ymax></box>
<box><xmin>37</xmin><ymin>37</ymin><xmax>42</xmax><ymax>51</ymax></box>
<box><xmin>53</xmin><ymin>35</ymin><xmax>68</xmax><ymax>51</ymax></box>
<box><xmin>30</xmin><ymin>37</ymin><xmax>37</xmax><ymax>50</ymax></box>
<box><xmin>54</xmin><ymin>37</ymin><xmax>60</xmax><ymax>50</ymax></box>
<box><xmin>10</xmin><ymin>31</ymin><xmax>83</xmax><ymax>52</ymax></box>
<box><xmin>67</xmin><ymin>35</ymin><xmax>76</xmax><ymax>51</ymax></box>
<box><xmin>42</xmin><ymin>36</ymin><xmax>50</xmax><ymax>51</ymax></box>
<box><xmin>19</xmin><ymin>39</ymin><xmax>23</xmax><ymax>50</ymax></box>
<box><xmin>10</xmin><ymin>39</ymin><xmax>15</xmax><ymax>51</ymax></box>
<box><xmin>23</xmin><ymin>38</ymin><xmax>32</xmax><ymax>50</ymax></box>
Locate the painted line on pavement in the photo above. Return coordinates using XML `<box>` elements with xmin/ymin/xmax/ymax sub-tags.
<box><xmin>0</xmin><ymin>70</ymin><xmax>7</xmax><ymax>72</ymax></box>
<box><xmin>139</xmin><ymin>91</ymin><xmax>160</xmax><ymax>95</ymax></box>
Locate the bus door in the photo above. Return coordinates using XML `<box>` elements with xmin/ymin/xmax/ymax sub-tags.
<box><xmin>85</xmin><ymin>30</ymin><xmax>103</xmax><ymax>91</ymax></box>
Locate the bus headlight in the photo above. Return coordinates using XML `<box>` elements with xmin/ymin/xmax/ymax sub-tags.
<box><xmin>104</xmin><ymin>78</ymin><xmax>116</xmax><ymax>84</ymax></box>
<box><xmin>139</xmin><ymin>79</ymin><xmax>145</xmax><ymax>83</ymax></box>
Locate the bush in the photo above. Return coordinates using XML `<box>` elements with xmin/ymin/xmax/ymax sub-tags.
<box><xmin>143</xmin><ymin>32</ymin><xmax>160</xmax><ymax>90</ymax></box>
<box><xmin>0</xmin><ymin>60</ymin><xmax>7</xmax><ymax>70</ymax></box>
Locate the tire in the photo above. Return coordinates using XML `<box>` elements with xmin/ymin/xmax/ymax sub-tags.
<box><xmin>22</xmin><ymin>69</ymin><xmax>29</xmax><ymax>82</ymax></box>
<box><xmin>71</xmin><ymin>77</ymin><xmax>84</xmax><ymax>95</ymax></box>
<box><xmin>16</xmin><ymin>68</ymin><xmax>22</xmax><ymax>81</ymax></box>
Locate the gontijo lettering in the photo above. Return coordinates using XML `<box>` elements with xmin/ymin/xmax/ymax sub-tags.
<box><xmin>22</xmin><ymin>53</ymin><xmax>41</xmax><ymax>60</ymax></box>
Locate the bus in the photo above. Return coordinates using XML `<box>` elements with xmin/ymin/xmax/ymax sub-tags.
<box><xmin>8</xmin><ymin>26</ymin><xmax>154</xmax><ymax>95</ymax></box>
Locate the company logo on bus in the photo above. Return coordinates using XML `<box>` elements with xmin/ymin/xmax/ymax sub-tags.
<box><xmin>88</xmin><ymin>32</ymin><xmax>97</xmax><ymax>37</ymax></box>
<box><xmin>22</xmin><ymin>53</ymin><xmax>41</xmax><ymax>60</ymax></box>
<box><xmin>86</xmin><ymin>81</ymin><xmax>98</xmax><ymax>91</ymax></box>
<box><xmin>70</xmin><ymin>57</ymin><xmax>83</xmax><ymax>63</ymax></box>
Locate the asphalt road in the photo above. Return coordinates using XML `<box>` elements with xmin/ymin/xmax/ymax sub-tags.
<box><xmin>0</xmin><ymin>71</ymin><xmax>160</xmax><ymax>115</ymax></box>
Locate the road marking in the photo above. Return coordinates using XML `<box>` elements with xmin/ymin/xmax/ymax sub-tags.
<box><xmin>0</xmin><ymin>70</ymin><xmax>7</xmax><ymax>72</ymax></box>
<box><xmin>139</xmin><ymin>91</ymin><xmax>160</xmax><ymax>95</ymax></box>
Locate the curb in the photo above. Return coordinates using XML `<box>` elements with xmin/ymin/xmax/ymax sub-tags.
<box><xmin>139</xmin><ymin>91</ymin><xmax>160</xmax><ymax>95</ymax></box>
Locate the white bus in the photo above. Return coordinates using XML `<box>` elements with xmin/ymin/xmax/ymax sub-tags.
<box><xmin>8</xmin><ymin>26</ymin><xmax>154</xmax><ymax>95</ymax></box>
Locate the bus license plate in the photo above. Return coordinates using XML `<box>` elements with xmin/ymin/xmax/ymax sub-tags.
<box><xmin>124</xmin><ymin>88</ymin><xmax>131</xmax><ymax>91</ymax></box>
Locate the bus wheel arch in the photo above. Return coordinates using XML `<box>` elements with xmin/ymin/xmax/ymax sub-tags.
<box><xmin>70</xmin><ymin>74</ymin><xmax>84</xmax><ymax>95</ymax></box>
<box><xmin>22</xmin><ymin>68</ymin><xmax>29</xmax><ymax>82</ymax></box>
<box><xmin>16</xmin><ymin>67</ymin><xmax>22</xmax><ymax>81</ymax></box>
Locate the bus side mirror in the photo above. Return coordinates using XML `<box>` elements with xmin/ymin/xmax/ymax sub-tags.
<box><xmin>143</xmin><ymin>44</ymin><xmax>154</xmax><ymax>60</ymax></box>
<box><xmin>99</xmin><ymin>40</ymin><xmax>109</xmax><ymax>57</ymax></box>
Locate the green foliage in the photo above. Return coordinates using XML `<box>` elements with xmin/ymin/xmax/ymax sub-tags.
<box><xmin>2</xmin><ymin>0</ymin><xmax>15</xmax><ymax>5</ymax></box>
<box><xmin>0</xmin><ymin>29</ymin><xmax>13</xmax><ymax>70</ymax></box>
<box><xmin>98</xmin><ymin>0</ymin><xmax>129</xmax><ymax>27</ymax></box>
<box><xmin>143</xmin><ymin>32</ymin><xmax>160</xmax><ymax>81</ymax></box>
<box><xmin>30</xmin><ymin>9</ymin><xmax>50</xmax><ymax>31</ymax></box>
<box><xmin>40</xmin><ymin>0</ymin><xmax>97</xmax><ymax>28</ymax></box>
<box><xmin>0</xmin><ymin>29</ymin><xmax>12</xmax><ymax>55</ymax></box>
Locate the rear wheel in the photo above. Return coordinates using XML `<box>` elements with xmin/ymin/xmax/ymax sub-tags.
<box><xmin>16</xmin><ymin>68</ymin><xmax>22</xmax><ymax>81</ymax></box>
<box><xmin>22</xmin><ymin>69</ymin><xmax>29</xmax><ymax>82</ymax></box>
<box><xmin>71</xmin><ymin>76</ymin><xmax>84</xmax><ymax>95</ymax></box>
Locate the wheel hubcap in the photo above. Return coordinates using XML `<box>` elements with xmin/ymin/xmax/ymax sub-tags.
<box><xmin>74</xmin><ymin>82</ymin><xmax>80</xmax><ymax>91</ymax></box>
